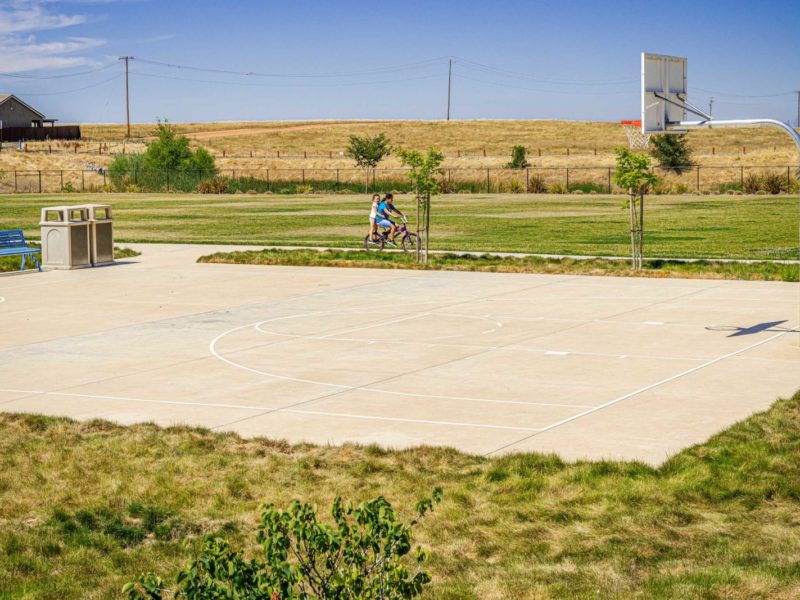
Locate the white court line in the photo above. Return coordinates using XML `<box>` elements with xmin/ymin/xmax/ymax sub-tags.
<box><xmin>0</xmin><ymin>388</ymin><xmax>543</xmax><ymax>432</ymax></box>
<box><xmin>487</xmin><ymin>325</ymin><xmax>799</xmax><ymax>455</ymax></box>
<box><xmin>211</xmin><ymin>320</ymin><xmax>593</xmax><ymax>410</ymax></box>
<box><xmin>0</xmin><ymin>296</ymin><xmax>5</xmax><ymax>304</ymax></box>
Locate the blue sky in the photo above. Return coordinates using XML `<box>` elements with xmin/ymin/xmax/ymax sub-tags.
<box><xmin>1</xmin><ymin>0</ymin><xmax>798</xmax><ymax>125</ymax></box>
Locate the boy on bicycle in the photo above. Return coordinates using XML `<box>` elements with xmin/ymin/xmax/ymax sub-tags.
<box><xmin>375</xmin><ymin>193</ymin><xmax>407</xmax><ymax>247</ymax></box>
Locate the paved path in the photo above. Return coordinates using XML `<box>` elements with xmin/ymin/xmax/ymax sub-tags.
<box><xmin>1</xmin><ymin>243</ymin><xmax>797</xmax><ymax>464</ymax></box>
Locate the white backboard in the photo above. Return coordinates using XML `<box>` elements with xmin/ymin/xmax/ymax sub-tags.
<box><xmin>642</xmin><ymin>52</ymin><xmax>687</xmax><ymax>133</ymax></box>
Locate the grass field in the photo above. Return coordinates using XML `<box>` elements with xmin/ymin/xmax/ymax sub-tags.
<box><xmin>198</xmin><ymin>249</ymin><xmax>800</xmax><ymax>282</ymax></box>
<box><xmin>1</xmin><ymin>390</ymin><xmax>799</xmax><ymax>599</ymax></box>
<box><xmin>2</xmin><ymin>192</ymin><xmax>798</xmax><ymax>260</ymax></box>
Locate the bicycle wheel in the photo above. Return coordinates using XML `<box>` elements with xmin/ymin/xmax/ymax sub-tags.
<box><xmin>364</xmin><ymin>234</ymin><xmax>385</xmax><ymax>251</ymax></box>
<box><xmin>401</xmin><ymin>232</ymin><xmax>419</xmax><ymax>253</ymax></box>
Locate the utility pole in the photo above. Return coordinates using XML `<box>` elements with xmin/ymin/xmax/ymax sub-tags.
<box><xmin>446</xmin><ymin>59</ymin><xmax>453</xmax><ymax>121</ymax></box>
<box><xmin>796</xmin><ymin>90</ymin><xmax>799</xmax><ymax>129</ymax></box>
<box><xmin>709</xmin><ymin>96</ymin><xmax>714</xmax><ymax>117</ymax></box>
<box><xmin>119</xmin><ymin>56</ymin><xmax>134</xmax><ymax>138</ymax></box>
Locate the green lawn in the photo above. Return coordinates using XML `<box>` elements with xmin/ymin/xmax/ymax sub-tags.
<box><xmin>1</xmin><ymin>192</ymin><xmax>798</xmax><ymax>260</ymax></box>
<box><xmin>1</xmin><ymin>390</ymin><xmax>800</xmax><ymax>599</ymax></box>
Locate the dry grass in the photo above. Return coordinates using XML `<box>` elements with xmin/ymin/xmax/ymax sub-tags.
<box><xmin>1</xmin><ymin>390</ymin><xmax>800</xmax><ymax>598</ymax></box>
<box><xmin>2</xmin><ymin>121</ymin><xmax>797</xmax><ymax>185</ymax></box>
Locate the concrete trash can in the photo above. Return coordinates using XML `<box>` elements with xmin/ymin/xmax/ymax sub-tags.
<box><xmin>39</xmin><ymin>206</ymin><xmax>92</xmax><ymax>269</ymax></box>
<box><xmin>78</xmin><ymin>204</ymin><xmax>114</xmax><ymax>266</ymax></box>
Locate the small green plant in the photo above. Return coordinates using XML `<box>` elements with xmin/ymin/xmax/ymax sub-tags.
<box><xmin>650</xmin><ymin>134</ymin><xmax>693</xmax><ymax>174</ymax></box>
<box><xmin>124</xmin><ymin>490</ymin><xmax>442</xmax><ymax>600</ymax></box>
<box><xmin>293</xmin><ymin>183</ymin><xmax>314</xmax><ymax>194</ymax></box>
<box><xmin>527</xmin><ymin>174</ymin><xmax>548</xmax><ymax>193</ymax></box>
<box><xmin>674</xmin><ymin>182</ymin><xmax>691</xmax><ymax>194</ymax></box>
<box><xmin>549</xmin><ymin>181</ymin><xmax>567</xmax><ymax>194</ymax></box>
<box><xmin>716</xmin><ymin>182</ymin><xmax>743</xmax><ymax>194</ymax></box>
<box><xmin>506</xmin><ymin>145</ymin><xmax>529</xmax><ymax>169</ymax></box>
<box><xmin>60</xmin><ymin>182</ymin><xmax>79</xmax><ymax>193</ymax></box>
<box><xmin>346</xmin><ymin>133</ymin><xmax>391</xmax><ymax>192</ymax></box>
<box><xmin>507</xmin><ymin>179</ymin><xmax>525</xmax><ymax>193</ymax></box>
<box><xmin>568</xmin><ymin>181</ymin><xmax>607</xmax><ymax>194</ymax></box>
<box><xmin>613</xmin><ymin>147</ymin><xmax>658</xmax><ymax>270</ymax></box>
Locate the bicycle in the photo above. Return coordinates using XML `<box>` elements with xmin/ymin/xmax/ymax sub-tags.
<box><xmin>364</xmin><ymin>218</ymin><xmax>419</xmax><ymax>253</ymax></box>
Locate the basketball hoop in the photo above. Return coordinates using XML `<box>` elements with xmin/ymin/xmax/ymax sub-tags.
<box><xmin>621</xmin><ymin>120</ymin><xmax>652</xmax><ymax>150</ymax></box>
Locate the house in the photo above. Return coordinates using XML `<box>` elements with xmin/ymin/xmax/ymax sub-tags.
<box><xmin>0</xmin><ymin>94</ymin><xmax>56</xmax><ymax>128</ymax></box>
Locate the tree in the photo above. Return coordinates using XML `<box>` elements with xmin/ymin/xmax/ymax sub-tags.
<box><xmin>650</xmin><ymin>133</ymin><xmax>693</xmax><ymax>174</ymax></box>
<box><xmin>346</xmin><ymin>133</ymin><xmax>391</xmax><ymax>192</ymax></box>
<box><xmin>123</xmin><ymin>490</ymin><xmax>442</xmax><ymax>600</ymax></box>
<box><xmin>396</xmin><ymin>148</ymin><xmax>445</xmax><ymax>264</ymax></box>
<box><xmin>107</xmin><ymin>122</ymin><xmax>216</xmax><ymax>191</ymax></box>
<box><xmin>506</xmin><ymin>145</ymin><xmax>529</xmax><ymax>169</ymax></box>
<box><xmin>613</xmin><ymin>148</ymin><xmax>658</xmax><ymax>270</ymax></box>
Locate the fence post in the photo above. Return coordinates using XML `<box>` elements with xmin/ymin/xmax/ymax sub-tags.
<box><xmin>696</xmin><ymin>166</ymin><xmax>700</xmax><ymax>192</ymax></box>
<box><xmin>740</xmin><ymin>166</ymin><xmax>744</xmax><ymax>190</ymax></box>
<box><xmin>266</xmin><ymin>169</ymin><xmax>271</xmax><ymax>191</ymax></box>
<box><xmin>486</xmin><ymin>168</ymin><xmax>490</xmax><ymax>193</ymax></box>
<box><xmin>336</xmin><ymin>169</ymin><xmax>339</xmax><ymax>191</ymax></box>
<box><xmin>607</xmin><ymin>167</ymin><xmax>612</xmax><ymax>193</ymax></box>
<box><xmin>60</xmin><ymin>170</ymin><xmax>64</xmax><ymax>189</ymax></box>
<box><xmin>565</xmin><ymin>168</ymin><xmax>569</xmax><ymax>190</ymax></box>
<box><xmin>788</xmin><ymin>166</ymin><xmax>791</xmax><ymax>188</ymax></box>
<box><xmin>166</xmin><ymin>171</ymin><xmax>170</xmax><ymax>192</ymax></box>
<box><xmin>38</xmin><ymin>170</ymin><xmax>42</xmax><ymax>193</ymax></box>
<box><xmin>525</xmin><ymin>167</ymin><xmax>529</xmax><ymax>192</ymax></box>
<box><xmin>103</xmin><ymin>171</ymin><xmax>106</xmax><ymax>187</ymax></box>
<box><xmin>302</xmin><ymin>169</ymin><xmax>305</xmax><ymax>184</ymax></box>
<box><xmin>81</xmin><ymin>170</ymin><xmax>85</xmax><ymax>192</ymax></box>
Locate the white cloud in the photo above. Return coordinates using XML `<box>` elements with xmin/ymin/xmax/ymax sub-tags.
<box><xmin>0</xmin><ymin>1</ymin><xmax>105</xmax><ymax>73</ymax></box>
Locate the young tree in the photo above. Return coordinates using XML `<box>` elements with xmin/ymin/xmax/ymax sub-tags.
<box><xmin>650</xmin><ymin>133</ymin><xmax>693</xmax><ymax>174</ymax></box>
<box><xmin>613</xmin><ymin>148</ymin><xmax>658</xmax><ymax>270</ymax></box>
<box><xmin>506</xmin><ymin>145</ymin><xmax>530</xmax><ymax>169</ymax></box>
<box><xmin>346</xmin><ymin>133</ymin><xmax>391</xmax><ymax>192</ymax></box>
<box><xmin>123</xmin><ymin>490</ymin><xmax>442</xmax><ymax>600</ymax></box>
<box><xmin>396</xmin><ymin>147</ymin><xmax>445</xmax><ymax>264</ymax></box>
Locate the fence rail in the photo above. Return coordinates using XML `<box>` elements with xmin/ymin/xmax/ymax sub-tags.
<box><xmin>0</xmin><ymin>166</ymin><xmax>797</xmax><ymax>195</ymax></box>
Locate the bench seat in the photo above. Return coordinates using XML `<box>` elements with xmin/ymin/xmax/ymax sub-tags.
<box><xmin>0</xmin><ymin>229</ymin><xmax>42</xmax><ymax>272</ymax></box>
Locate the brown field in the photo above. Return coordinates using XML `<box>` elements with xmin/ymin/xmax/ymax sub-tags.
<box><xmin>1</xmin><ymin>121</ymin><xmax>797</xmax><ymax>194</ymax></box>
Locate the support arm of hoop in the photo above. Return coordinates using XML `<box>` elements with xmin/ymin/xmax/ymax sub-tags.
<box><xmin>677</xmin><ymin>119</ymin><xmax>800</xmax><ymax>155</ymax></box>
<box><xmin>654</xmin><ymin>92</ymin><xmax>713</xmax><ymax>121</ymax></box>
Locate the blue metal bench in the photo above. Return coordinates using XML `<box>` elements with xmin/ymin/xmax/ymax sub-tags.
<box><xmin>0</xmin><ymin>229</ymin><xmax>41</xmax><ymax>272</ymax></box>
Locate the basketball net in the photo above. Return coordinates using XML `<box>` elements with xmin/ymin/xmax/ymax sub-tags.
<box><xmin>620</xmin><ymin>120</ymin><xmax>651</xmax><ymax>150</ymax></box>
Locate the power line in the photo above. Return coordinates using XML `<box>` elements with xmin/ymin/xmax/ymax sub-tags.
<box><xmin>133</xmin><ymin>57</ymin><xmax>449</xmax><ymax>79</ymax></box>
<box><xmin>454</xmin><ymin>57</ymin><xmax>637</xmax><ymax>86</ymax></box>
<box><xmin>13</xmin><ymin>74</ymin><xmax>122</xmax><ymax>96</ymax></box>
<box><xmin>693</xmin><ymin>85</ymin><xmax>795</xmax><ymax>98</ymax></box>
<box><xmin>129</xmin><ymin>69</ymin><xmax>442</xmax><ymax>88</ymax></box>
<box><xmin>453</xmin><ymin>73</ymin><xmax>635</xmax><ymax>96</ymax></box>
<box><xmin>0</xmin><ymin>64</ymin><xmax>114</xmax><ymax>80</ymax></box>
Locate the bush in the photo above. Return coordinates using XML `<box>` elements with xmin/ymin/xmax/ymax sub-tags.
<box><xmin>674</xmin><ymin>182</ymin><xmax>691</xmax><ymax>194</ymax></box>
<box><xmin>568</xmin><ymin>180</ymin><xmax>607</xmax><ymax>194</ymax></box>
<box><xmin>650</xmin><ymin>134</ymin><xmax>693</xmax><ymax>174</ymax></box>
<box><xmin>293</xmin><ymin>183</ymin><xmax>314</xmax><ymax>194</ymax></box>
<box><xmin>124</xmin><ymin>491</ymin><xmax>441</xmax><ymax>600</ymax></box>
<box><xmin>716</xmin><ymin>182</ymin><xmax>743</xmax><ymax>194</ymax></box>
<box><xmin>507</xmin><ymin>179</ymin><xmax>525</xmax><ymax>193</ymax></box>
<box><xmin>743</xmin><ymin>172</ymin><xmax>789</xmax><ymax>195</ymax></box>
<box><xmin>549</xmin><ymin>181</ymin><xmax>567</xmax><ymax>194</ymax></box>
<box><xmin>527</xmin><ymin>174</ymin><xmax>548</xmax><ymax>193</ymax></box>
<box><xmin>196</xmin><ymin>176</ymin><xmax>231</xmax><ymax>194</ymax></box>
<box><xmin>60</xmin><ymin>182</ymin><xmax>79</xmax><ymax>193</ymax></box>
<box><xmin>506</xmin><ymin>145</ymin><xmax>529</xmax><ymax>169</ymax></box>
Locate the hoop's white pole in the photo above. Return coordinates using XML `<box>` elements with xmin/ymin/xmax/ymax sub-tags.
<box><xmin>677</xmin><ymin>118</ymin><xmax>800</xmax><ymax>345</ymax></box>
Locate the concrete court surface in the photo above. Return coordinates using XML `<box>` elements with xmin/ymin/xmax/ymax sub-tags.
<box><xmin>0</xmin><ymin>243</ymin><xmax>798</xmax><ymax>465</ymax></box>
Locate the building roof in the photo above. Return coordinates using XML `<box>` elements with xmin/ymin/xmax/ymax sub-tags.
<box><xmin>0</xmin><ymin>94</ymin><xmax>46</xmax><ymax>119</ymax></box>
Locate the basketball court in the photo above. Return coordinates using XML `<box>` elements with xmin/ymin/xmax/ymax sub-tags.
<box><xmin>0</xmin><ymin>243</ymin><xmax>797</xmax><ymax>464</ymax></box>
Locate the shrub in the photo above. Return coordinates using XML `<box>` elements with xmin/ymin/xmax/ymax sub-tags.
<box><xmin>674</xmin><ymin>182</ymin><xmax>691</xmax><ymax>194</ymax></box>
<box><xmin>650</xmin><ymin>134</ymin><xmax>693</xmax><ymax>174</ymax></box>
<box><xmin>549</xmin><ymin>181</ymin><xmax>567</xmax><ymax>194</ymax></box>
<box><xmin>196</xmin><ymin>176</ymin><xmax>231</xmax><ymax>194</ymax></box>
<box><xmin>293</xmin><ymin>183</ymin><xmax>313</xmax><ymax>194</ymax></box>
<box><xmin>568</xmin><ymin>180</ymin><xmax>607</xmax><ymax>194</ymax></box>
<box><xmin>506</xmin><ymin>145</ymin><xmax>529</xmax><ymax>169</ymax></box>
<box><xmin>124</xmin><ymin>491</ymin><xmax>441</xmax><ymax>600</ymax></box>
<box><xmin>507</xmin><ymin>179</ymin><xmax>525</xmax><ymax>193</ymax></box>
<box><xmin>743</xmin><ymin>173</ymin><xmax>762</xmax><ymax>194</ymax></box>
<box><xmin>760</xmin><ymin>172</ymin><xmax>788</xmax><ymax>194</ymax></box>
<box><xmin>60</xmin><ymin>182</ymin><xmax>79</xmax><ymax>193</ymax></box>
<box><xmin>527</xmin><ymin>175</ymin><xmax>547</xmax><ymax>193</ymax></box>
<box><xmin>716</xmin><ymin>182</ymin><xmax>742</xmax><ymax>194</ymax></box>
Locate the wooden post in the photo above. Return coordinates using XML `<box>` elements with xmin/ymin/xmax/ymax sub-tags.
<box><xmin>740</xmin><ymin>166</ymin><xmax>744</xmax><ymax>190</ymax></box>
<box><xmin>81</xmin><ymin>170</ymin><xmax>85</xmax><ymax>192</ymax></box>
<box><xmin>335</xmin><ymin>169</ymin><xmax>339</xmax><ymax>191</ymax></box>
<box><xmin>266</xmin><ymin>168</ymin><xmax>270</xmax><ymax>191</ymax></box>
<box><xmin>277</xmin><ymin>150</ymin><xmax>280</xmax><ymax>158</ymax></box>
<box><xmin>60</xmin><ymin>170</ymin><xmax>64</xmax><ymax>189</ymax></box>
<box><xmin>712</xmin><ymin>146</ymin><xmax>715</xmax><ymax>155</ymax></box>
<box><xmin>567</xmin><ymin>148</ymin><xmax>570</xmax><ymax>156</ymax></box>
<box><xmin>483</xmin><ymin>148</ymin><xmax>486</xmax><ymax>157</ymax></box>
<box><xmin>38</xmin><ymin>170</ymin><xmax>42</xmax><ymax>193</ymax></box>
<box><xmin>538</xmin><ymin>148</ymin><xmax>541</xmax><ymax>157</ymax></box>
<box><xmin>302</xmin><ymin>169</ymin><xmax>305</xmax><ymax>184</ymax></box>
<box><xmin>486</xmin><ymin>168</ymin><xmax>490</xmax><ymax>193</ymax></box>
<box><xmin>696</xmin><ymin>166</ymin><xmax>700</xmax><ymax>192</ymax></box>
<box><xmin>304</xmin><ymin>151</ymin><xmax>307</xmax><ymax>158</ymax></box>
<box><xmin>14</xmin><ymin>171</ymin><xmax>17</xmax><ymax>193</ymax></box>
<box><xmin>565</xmin><ymin>168</ymin><xmax>569</xmax><ymax>190</ymax></box>
<box><xmin>607</xmin><ymin>167</ymin><xmax>612</xmax><ymax>193</ymax></box>
<box><xmin>525</xmin><ymin>167</ymin><xmax>529</xmax><ymax>192</ymax></box>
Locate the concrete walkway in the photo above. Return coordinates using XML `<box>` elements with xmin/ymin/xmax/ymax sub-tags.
<box><xmin>1</xmin><ymin>243</ymin><xmax>797</xmax><ymax>464</ymax></box>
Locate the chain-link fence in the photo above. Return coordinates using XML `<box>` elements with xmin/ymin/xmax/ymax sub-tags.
<box><xmin>0</xmin><ymin>166</ymin><xmax>797</xmax><ymax>195</ymax></box>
